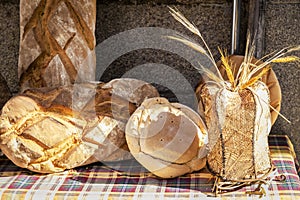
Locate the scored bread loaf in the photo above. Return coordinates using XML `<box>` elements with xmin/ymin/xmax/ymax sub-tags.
<box><xmin>0</xmin><ymin>78</ymin><xmax>159</xmax><ymax>173</ymax></box>
<box><xmin>18</xmin><ymin>0</ymin><xmax>96</xmax><ymax>90</ymax></box>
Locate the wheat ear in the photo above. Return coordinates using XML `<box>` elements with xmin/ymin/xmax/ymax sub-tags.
<box><xmin>166</xmin><ymin>35</ymin><xmax>207</xmax><ymax>54</ymax></box>
<box><xmin>218</xmin><ymin>47</ymin><xmax>235</xmax><ymax>87</ymax></box>
<box><xmin>271</xmin><ymin>56</ymin><xmax>300</xmax><ymax>63</ymax></box>
<box><xmin>168</xmin><ymin>6</ymin><xmax>223</xmax><ymax>81</ymax></box>
<box><xmin>240</xmin><ymin>66</ymin><xmax>271</xmax><ymax>90</ymax></box>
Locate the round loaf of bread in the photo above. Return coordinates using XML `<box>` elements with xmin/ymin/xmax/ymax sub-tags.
<box><xmin>125</xmin><ymin>97</ymin><xmax>208</xmax><ymax>178</ymax></box>
<box><xmin>0</xmin><ymin>78</ymin><xmax>159</xmax><ymax>173</ymax></box>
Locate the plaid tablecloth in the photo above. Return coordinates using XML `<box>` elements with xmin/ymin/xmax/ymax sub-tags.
<box><xmin>0</xmin><ymin>135</ymin><xmax>299</xmax><ymax>199</ymax></box>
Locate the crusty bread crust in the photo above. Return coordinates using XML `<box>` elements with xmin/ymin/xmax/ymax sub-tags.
<box><xmin>0</xmin><ymin>79</ymin><xmax>159</xmax><ymax>173</ymax></box>
<box><xmin>125</xmin><ymin>97</ymin><xmax>207</xmax><ymax>178</ymax></box>
<box><xmin>18</xmin><ymin>0</ymin><xmax>96</xmax><ymax>90</ymax></box>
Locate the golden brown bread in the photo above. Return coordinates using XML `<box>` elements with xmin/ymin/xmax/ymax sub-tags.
<box><xmin>125</xmin><ymin>97</ymin><xmax>208</xmax><ymax>178</ymax></box>
<box><xmin>18</xmin><ymin>0</ymin><xmax>96</xmax><ymax>90</ymax></box>
<box><xmin>0</xmin><ymin>78</ymin><xmax>159</xmax><ymax>173</ymax></box>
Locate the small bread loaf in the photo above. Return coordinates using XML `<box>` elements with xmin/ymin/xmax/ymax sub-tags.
<box><xmin>0</xmin><ymin>78</ymin><xmax>159</xmax><ymax>173</ymax></box>
<box><xmin>18</xmin><ymin>0</ymin><xmax>96</xmax><ymax>90</ymax></box>
<box><xmin>125</xmin><ymin>97</ymin><xmax>208</xmax><ymax>178</ymax></box>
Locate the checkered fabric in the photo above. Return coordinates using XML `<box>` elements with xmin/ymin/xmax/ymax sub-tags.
<box><xmin>0</xmin><ymin>135</ymin><xmax>299</xmax><ymax>199</ymax></box>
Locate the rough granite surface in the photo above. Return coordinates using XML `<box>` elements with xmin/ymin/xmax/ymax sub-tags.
<box><xmin>0</xmin><ymin>1</ymin><xmax>19</xmax><ymax>93</ymax></box>
<box><xmin>0</xmin><ymin>0</ymin><xmax>299</xmax><ymax>161</ymax></box>
<box><xmin>264</xmin><ymin>2</ymin><xmax>300</xmax><ymax>162</ymax></box>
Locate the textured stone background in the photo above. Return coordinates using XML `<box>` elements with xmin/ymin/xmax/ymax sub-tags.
<box><xmin>0</xmin><ymin>0</ymin><xmax>299</xmax><ymax>161</ymax></box>
<box><xmin>264</xmin><ymin>1</ymin><xmax>300</xmax><ymax>163</ymax></box>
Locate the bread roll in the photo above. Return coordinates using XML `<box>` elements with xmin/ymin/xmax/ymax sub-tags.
<box><xmin>0</xmin><ymin>78</ymin><xmax>159</xmax><ymax>173</ymax></box>
<box><xmin>18</xmin><ymin>0</ymin><xmax>96</xmax><ymax>90</ymax></box>
<box><xmin>125</xmin><ymin>97</ymin><xmax>208</xmax><ymax>178</ymax></box>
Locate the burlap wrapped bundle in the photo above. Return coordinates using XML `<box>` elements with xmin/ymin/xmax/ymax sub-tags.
<box><xmin>196</xmin><ymin>55</ymin><xmax>281</xmax><ymax>181</ymax></box>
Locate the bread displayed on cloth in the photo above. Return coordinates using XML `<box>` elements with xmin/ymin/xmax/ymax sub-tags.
<box><xmin>196</xmin><ymin>55</ymin><xmax>279</xmax><ymax>181</ymax></box>
<box><xmin>18</xmin><ymin>0</ymin><xmax>96</xmax><ymax>90</ymax></box>
<box><xmin>0</xmin><ymin>78</ymin><xmax>159</xmax><ymax>173</ymax></box>
<box><xmin>125</xmin><ymin>97</ymin><xmax>208</xmax><ymax>178</ymax></box>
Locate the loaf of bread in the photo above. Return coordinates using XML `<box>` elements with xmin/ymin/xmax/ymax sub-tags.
<box><xmin>196</xmin><ymin>56</ymin><xmax>276</xmax><ymax>181</ymax></box>
<box><xmin>198</xmin><ymin>81</ymin><xmax>272</xmax><ymax>180</ymax></box>
<box><xmin>18</xmin><ymin>0</ymin><xmax>96</xmax><ymax>90</ymax></box>
<box><xmin>0</xmin><ymin>78</ymin><xmax>159</xmax><ymax>173</ymax></box>
<box><xmin>125</xmin><ymin>97</ymin><xmax>208</xmax><ymax>178</ymax></box>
